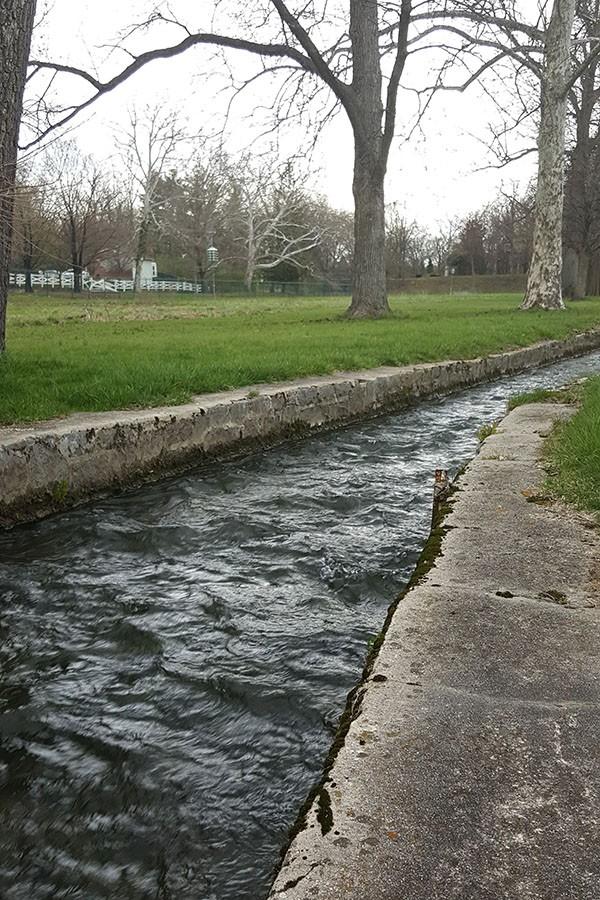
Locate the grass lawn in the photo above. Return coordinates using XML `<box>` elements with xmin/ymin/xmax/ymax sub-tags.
<box><xmin>3</xmin><ymin>291</ymin><xmax>600</xmax><ymax>425</ymax></box>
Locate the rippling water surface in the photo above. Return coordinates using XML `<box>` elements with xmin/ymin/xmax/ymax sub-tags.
<box><xmin>1</xmin><ymin>352</ymin><xmax>600</xmax><ymax>900</ymax></box>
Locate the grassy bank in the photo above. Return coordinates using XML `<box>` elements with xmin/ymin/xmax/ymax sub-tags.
<box><xmin>510</xmin><ymin>377</ymin><xmax>600</xmax><ymax>515</ymax></box>
<box><xmin>545</xmin><ymin>377</ymin><xmax>600</xmax><ymax>515</ymax></box>
<box><xmin>3</xmin><ymin>291</ymin><xmax>600</xmax><ymax>425</ymax></box>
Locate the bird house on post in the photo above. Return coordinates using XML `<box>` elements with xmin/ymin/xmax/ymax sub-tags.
<box><xmin>207</xmin><ymin>246</ymin><xmax>219</xmax><ymax>265</ymax></box>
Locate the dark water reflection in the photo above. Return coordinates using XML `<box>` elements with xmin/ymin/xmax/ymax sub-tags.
<box><xmin>1</xmin><ymin>352</ymin><xmax>600</xmax><ymax>900</ymax></box>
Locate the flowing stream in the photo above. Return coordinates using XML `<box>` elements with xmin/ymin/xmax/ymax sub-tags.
<box><xmin>1</xmin><ymin>351</ymin><xmax>600</xmax><ymax>900</ymax></box>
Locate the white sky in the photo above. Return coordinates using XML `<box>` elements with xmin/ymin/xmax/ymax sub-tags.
<box><xmin>28</xmin><ymin>0</ymin><xmax>539</xmax><ymax>227</ymax></box>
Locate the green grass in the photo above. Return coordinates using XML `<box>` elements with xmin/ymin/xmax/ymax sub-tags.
<box><xmin>3</xmin><ymin>291</ymin><xmax>600</xmax><ymax>424</ymax></box>
<box><xmin>507</xmin><ymin>383</ymin><xmax>585</xmax><ymax>410</ymax></box>
<box><xmin>510</xmin><ymin>377</ymin><xmax>600</xmax><ymax>515</ymax></box>
<box><xmin>544</xmin><ymin>376</ymin><xmax>600</xmax><ymax>515</ymax></box>
<box><xmin>477</xmin><ymin>421</ymin><xmax>498</xmax><ymax>442</ymax></box>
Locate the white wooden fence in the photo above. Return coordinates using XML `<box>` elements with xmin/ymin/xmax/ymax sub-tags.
<box><xmin>9</xmin><ymin>271</ymin><xmax>203</xmax><ymax>294</ymax></box>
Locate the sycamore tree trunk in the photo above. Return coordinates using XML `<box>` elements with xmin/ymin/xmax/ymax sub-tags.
<box><xmin>244</xmin><ymin>253</ymin><xmax>255</xmax><ymax>291</ymax></box>
<box><xmin>522</xmin><ymin>0</ymin><xmax>576</xmax><ymax>310</ymax></box>
<box><xmin>346</xmin><ymin>0</ymin><xmax>391</xmax><ymax>318</ymax></box>
<box><xmin>0</xmin><ymin>0</ymin><xmax>37</xmax><ymax>350</ymax></box>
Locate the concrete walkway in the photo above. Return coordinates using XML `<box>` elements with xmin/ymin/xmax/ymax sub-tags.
<box><xmin>269</xmin><ymin>404</ymin><xmax>600</xmax><ymax>899</ymax></box>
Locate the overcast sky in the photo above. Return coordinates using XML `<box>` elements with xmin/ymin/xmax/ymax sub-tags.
<box><xmin>29</xmin><ymin>0</ymin><xmax>540</xmax><ymax>227</ymax></box>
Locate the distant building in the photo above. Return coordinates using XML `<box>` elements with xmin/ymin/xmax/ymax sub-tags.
<box><xmin>132</xmin><ymin>259</ymin><xmax>158</xmax><ymax>282</ymax></box>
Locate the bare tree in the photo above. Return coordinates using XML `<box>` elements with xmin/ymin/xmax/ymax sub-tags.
<box><xmin>156</xmin><ymin>145</ymin><xmax>232</xmax><ymax>281</ymax></box>
<box><xmin>45</xmin><ymin>143</ymin><xmax>117</xmax><ymax>292</ymax></box>
<box><xmin>119</xmin><ymin>105</ymin><xmax>186</xmax><ymax>292</ymax></box>
<box><xmin>26</xmin><ymin>1</ymin><xmax>423</xmax><ymax>318</ymax></box>
<box><xmin>11</xmin><ymin>175</ymin><xmax>55</xmax><ymax>291</ymax></box>
<box><xmin>385</xmin><ymin>207</ymin><xmax>431</xmax><ymax>279</ymax></box>
<box><xmin>0</xmin><ymin>0</ymin><xmax>36</xmax><ymax>349</ymax></box>
<box><xmin>486</xmin><ymin>187</ymin><xmax>535</xmax><ymax>274</ymax></box>
<box><xmin>521</xmin><ymin>0</ymin><xmax>577</xmax><ymax>309</ymax></box>
<box><xmin>421</xmin><ymin>0</ymin><xmax>584</xmax><ymax>308</ymax></box>
<box><xmin>456</xmin><ymin>214</ymin><xmax>488</xmax><ymax>275</ymax></box>
<box><xmin>304</xmin><ymin>200</ymin><xmax>354</xmax><ymax>284</ymax></box>
<box><xmin>228</xmin><ymin>157</ymin><xmax>321</xmax><ymax>289</ymax></box>
<box><xmin>429</xmin><ymin>218</ymin><xmax>461</xmax><ymax>275</ymax></box>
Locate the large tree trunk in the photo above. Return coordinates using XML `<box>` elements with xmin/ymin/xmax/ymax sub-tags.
<box><xmin>0</xmin><ymin>0</ymin><xmax>37</xmax><ymax>350</ymax></box>
<box><xmin>521</xmin><ymin>0</ymin><xmax>576</xmax><ymax>311</ymax></box>
<box><xmin>588</xmin><ymin>252</ymin><xmax>600</xmax><ymax>296</ymax></box>
<box><xmin>346</xmin><ymin>0</ymin><xmax>391</xmax><ymax>318</ymax></box>
<box><xmin>563</xmin><ymin>245</ymin><xmax>578</xmax><ymax>297</ymax></box>
<box><xmin>563</xmin><ymin>248</ymin><xmax>590</xmax><ymax>299</ymax></box>
<box><xmin>575</xmin><ymin>250</ymin><xmax>590</xmax><ymax>298</ymax></box>
<box><xmin>73</xmin><ymin>263</ymin><xmax>83</xmax><ymax>294</ymax></box>
<box><xmin>562</xmin><ymin>40</ymin><xmax>597</xmax><ymax>301</ymax></box>
<box><xmin>70</xmin><ymin>237</ymin><xmax>81</xmax><ymax>293</ymax></box>
<box><xmin>347</xmin><ymin>147</ymin><xmax>388</xmax><ymax>317</ymax></box>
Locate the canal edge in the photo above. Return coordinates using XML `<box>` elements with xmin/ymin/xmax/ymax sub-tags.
<box><xmin>267</xmin><ymin>401</ymin><xmax>600</xmax><ymax>899</ymax></box>
<box><xmin>2</xmin><ymin>329</ymin><xmax>600</xmax><ymax>528</ymax></box>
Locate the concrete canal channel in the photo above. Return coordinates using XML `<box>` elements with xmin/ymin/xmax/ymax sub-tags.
<box><xmin>0</xmin><ymin>348</ymin><xmax>599</xmax><ymax>899</ymax></box>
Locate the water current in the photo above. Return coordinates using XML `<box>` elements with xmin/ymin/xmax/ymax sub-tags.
<box><xmin>1</xmin><ymin>351</ymin><xmax>600</xmax><ymax>900</ymax></box>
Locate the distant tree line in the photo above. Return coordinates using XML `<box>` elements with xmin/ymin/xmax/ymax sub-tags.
<box><xmin>11</xmin><ymin>131</ymin><xmax>356</xmax><ymax>292</ymax></box>
<box><xmin>384</xmin><ymin>188</ymin><xmax>536</xmax><ymax>282</ymax></box>
<box><xmin>9</xmin><ymin>122</ymin><xmax>535</xmax><ymax>293</ymax></box>
<box><xmin>12</xmin><ymin>100</ymin><xmax>600</xmax><ymax>297</ymax></box>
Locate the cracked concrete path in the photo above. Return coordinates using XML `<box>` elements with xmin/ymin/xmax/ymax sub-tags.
<box><xmin>268</xmin><ymin>403</ymin><xmax>600</xmax><ymax>900</ymax></box>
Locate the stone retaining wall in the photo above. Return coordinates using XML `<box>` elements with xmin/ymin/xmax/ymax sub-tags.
<box><xmin>2</xmin><ymin>329</ymin><xmax>600</xmax><ymax>528</ymax></box>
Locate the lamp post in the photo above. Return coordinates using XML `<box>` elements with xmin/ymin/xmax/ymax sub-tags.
<box><xmin>207</xmin><ymin>243</ymin><xmax>219</xmax><ymax>296</ymax></box>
